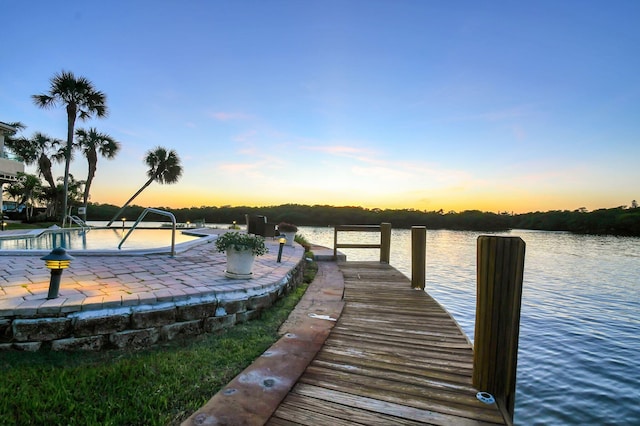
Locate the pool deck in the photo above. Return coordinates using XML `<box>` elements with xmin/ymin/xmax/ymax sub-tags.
<box><xmin>0</xmin><ymin>228</ymin><xmax>305</xmax><ymax>317</ymax></box>
<box><xmin>0</xmin><ymin>228</ymin><xmax>306</xmax><ymax>351</ymax></box>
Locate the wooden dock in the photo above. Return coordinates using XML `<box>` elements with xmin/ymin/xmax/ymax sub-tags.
<box><xmin>267</xmin><ymin>261</ymin><xmax>506</xmax><ymax>425</ymax></box>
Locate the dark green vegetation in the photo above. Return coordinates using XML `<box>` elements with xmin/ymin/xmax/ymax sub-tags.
<box><xmin>0</xmin><ymin>258</ymin><xmax>317</xmax><ymax>426</ymax></box>
<box><xmin>76</xmin><ymin>202</ymin><xmax>640</xmax><ymax>236</ymax></box>
<box><xmin>511</xmin><ymin>207</ymin><xmax>640</xmax><ymax>235</ymax></box>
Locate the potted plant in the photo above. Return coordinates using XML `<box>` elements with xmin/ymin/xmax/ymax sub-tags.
<box><xmin>278</xmin><ymin>222</ymin><xmax>298</xmax><ymax>247</ymax></box>
<box><xmin>215</xmin><ymin>231</ymin><xmax>268</xmax><ymax>279</ymax></box>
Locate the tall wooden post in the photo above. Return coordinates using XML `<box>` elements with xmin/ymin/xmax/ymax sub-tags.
<box><xmin>473</xmin><ymin>236</ymin><xmax>525</xmax><ymax>424</ymax></box>
<box><xmin>411</xmin><ymin>226</ymin><xmax>426</xmax><ymax>289</ymax></box>
<box><xmin>379</xmin><ymin>223</ymin><xmax>391</xmax><ymax>263</ymax></box>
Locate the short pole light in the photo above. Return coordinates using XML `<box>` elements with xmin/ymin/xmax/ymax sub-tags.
<box><xmin>1</xmin><ymin>221</ymin><xmax>5</xmax><ymax>231</ymax></box>
<box><xmin>41</xmin><ymin>247</ymin><xmax>74</xmax><ymax>299</ymax></box>
<box><xmin>277</xmin><ymin>237</ymin><xmax>286</xmax><ymax>263</ymax></box>
<box><xmin>121</xmin><ymin>217</ymin><xmax>126</xmax><ymax>231</ymax></box>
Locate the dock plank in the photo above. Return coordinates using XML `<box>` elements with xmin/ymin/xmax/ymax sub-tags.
<box><xmin>267</xmin><ymin>261</ymin><xmax>506</xmax><ymax>425</ymax></box>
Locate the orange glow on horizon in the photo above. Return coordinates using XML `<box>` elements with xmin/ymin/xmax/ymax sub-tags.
<box><xmin>92</xmin><ymin>187</ymin><xmax>616</xmax><ymax>215</ymax></box>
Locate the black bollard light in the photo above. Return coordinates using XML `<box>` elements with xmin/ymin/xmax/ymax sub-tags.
<box><xmin>121</xmin><ymin>217</ymin><xmax>126</xmax><ymax>231</ymax></box>
<box><xmin>276</xmin><ymin>237</ymin><xmax>286</xmax><ymax>263</ymax></box>
<box><xmin>41</xmin><ymin>247</ymin><xmax>74</xmax><ymax>299</ymax></box>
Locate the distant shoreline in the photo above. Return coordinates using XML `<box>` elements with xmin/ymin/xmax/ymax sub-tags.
<box><xmin>45</xmin><ymin>203</ymin><xmax>640</xmax><ymax>238</ymax></box>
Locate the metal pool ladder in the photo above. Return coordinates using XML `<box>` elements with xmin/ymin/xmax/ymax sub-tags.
<box><xmin>119</xmin><ymin>208</ymin><xmax>176</xmax><ymax>256</ymax></box>
<box><xmin>66</xmin><ymin>215</ymin><xmax>91</xmax><ymax>234</ymax></box>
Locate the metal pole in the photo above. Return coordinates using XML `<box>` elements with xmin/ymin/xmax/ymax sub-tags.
<box><xmin>47</xmin><ymin>269</ymin><xmax>63</xmax><ymax>299</ymax></box>
<box><xmin>277</xmin><ymin>240</ymin><xmax>285</xmax><ymax>262</ymax></box>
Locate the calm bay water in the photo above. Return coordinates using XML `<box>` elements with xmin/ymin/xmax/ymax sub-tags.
<box><xmin>300</xmin><ymin>227</ymin><xmax>640</xmax><ymax>425</ymax></box>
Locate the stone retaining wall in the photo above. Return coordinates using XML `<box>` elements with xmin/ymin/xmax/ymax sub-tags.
<box><xmin>0</xmin><ymin>260</ymin><xmax>305</xmax><ymax>352</ymax></box>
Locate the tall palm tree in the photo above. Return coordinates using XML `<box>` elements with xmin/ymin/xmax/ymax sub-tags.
<box><xmin>75</xmin><ymin>127</ymin><xmax>120</xmax><ymax>221</ymax></box>
<box><xmin>32</xmin><ymin>70</ymin><xmax>108</xmax><ymax>223</ymax></box>
<box><xmin>107</xmin><ymin>146</ymin><xmax>182</xmax><ymax>226</ymax></box>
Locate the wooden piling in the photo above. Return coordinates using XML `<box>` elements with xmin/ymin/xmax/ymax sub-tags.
<box><xmin>380</xmin><ymin>222</ymin><xmax>391</xmax><ymax>263</ymax></box>
<box><xmin>473</xmin><ymin>235</ymin><xmax>525</xmax><ymax>425</ymax></box>
<box><xmin>411</xmin><ymin>226</ymin><xmax>426</xmax><ymax>289</ymax></box>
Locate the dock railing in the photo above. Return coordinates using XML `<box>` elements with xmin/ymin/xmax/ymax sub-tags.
<box><xmin>333</xmin><ymin>223</ymin><xmax>391</xmax><ymax>263</ymax></box>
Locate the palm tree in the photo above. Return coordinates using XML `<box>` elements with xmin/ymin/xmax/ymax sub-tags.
<box><xmin>4</xmin><ymin>181</ymin><xmax>22</xmax><ymax>203</ymax></box>
<box><xmin>11</xmin><ymin>172</ymin><xmax>43</xmax><ymax>221</ymax></box>
<box><xmin>8</xmin><ymin>132</ymin><xmax>62</xmax><ymax>191</ymax></box>
<box><xmin>75</xmin><ymin>127</ymin><xmax>120</xmax><ymax>221</ymax></box>
<box><xmin>32</xmin><ymin>70</ymin><xmax>108</xmax><ymax>224</ymax></box>
<box><xmin>107</xmin><ymin>147</ymin><xmax>183</xmax><ymax>226</ymax></box>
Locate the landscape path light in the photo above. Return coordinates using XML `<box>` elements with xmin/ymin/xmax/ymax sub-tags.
<box><xmin>41</xmin><ymin>247</ymin><xmax>74</xmax><ymax>299</ymax></box>
<box><xmin>121</xmin><ymin>217</ymin><xmax>126</xmax><ymax>231</ymax></box>
<box><xmin>277</xmin><ymin>237</ymin><xmax>286</xmax><ymax>263</ymax></box>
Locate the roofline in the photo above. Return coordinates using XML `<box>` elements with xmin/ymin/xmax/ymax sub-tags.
<box><xmin>0</xmin><ymin>121</ymin><xmax>17</xmax><ymax>134</ymax></box>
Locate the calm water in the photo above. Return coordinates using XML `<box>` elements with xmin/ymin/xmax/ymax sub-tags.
<box><xmin>300</xmin><ymin>227</ymin><xmax>640</xmax><ymax>425</ymax></box>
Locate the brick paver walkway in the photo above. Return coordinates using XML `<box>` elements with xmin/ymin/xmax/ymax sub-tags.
<box><xmin>0</xmin><ymin>229</ymin><xmax>303</xmax><ymax>318</ymax></box>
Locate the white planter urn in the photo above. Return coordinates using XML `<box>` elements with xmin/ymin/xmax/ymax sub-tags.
<box><xmin>281</xmin><ymin>232</ymin><xmax>296</xmax><ymax>247</ymax></box>
<box><xmin>225</xmin><ymin>248</ymin><xmax>256</xmax><ymax>279</ymax></box>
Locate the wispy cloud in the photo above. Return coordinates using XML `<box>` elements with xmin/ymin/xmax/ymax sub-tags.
<box><xmin>210</xmin><ymin>111</ymin><xmax>252</xmax><ymax>121</ymax></box>
<box><xmin>233</xmin><ymin>130</ymin><xmax>258</xmax><ymax>143</ymax></box>
<box><xmin>305</xmin><ymin>144</ymin><xmax>380</xmax><ymax>164</ymax></box>
<box><xmin>218</xmin><ymin>162</ymin><xmax>260</xmax><ymax>173</ymax></box>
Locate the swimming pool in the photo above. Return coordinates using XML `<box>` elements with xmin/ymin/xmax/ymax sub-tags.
<box><xmin>0</xmin><ymin>228</ymin><xmax>209</xmax><ymax>253</ymax></box>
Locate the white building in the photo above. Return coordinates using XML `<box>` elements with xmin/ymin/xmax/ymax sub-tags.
<box><xmin>0</xmin><ymin>121</ymin><xmax>26</xmax><ymax>218</ymax></box>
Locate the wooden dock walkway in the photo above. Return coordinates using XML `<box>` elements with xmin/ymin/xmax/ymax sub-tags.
<box><xmin>267</xmin><ymin>261</ymin><xmax>506</xmax><ymax>425</ymax></box>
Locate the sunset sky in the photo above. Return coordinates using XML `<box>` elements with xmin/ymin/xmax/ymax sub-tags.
<box><xmin>2</xmin><ymin>0</ymin><xmax>639</xmax><ymax>214</ymax></box>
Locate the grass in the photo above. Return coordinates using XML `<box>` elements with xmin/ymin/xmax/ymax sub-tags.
<box><xmin>0</xmin><ymin>256</ymin><xmax>318</xmax><ymax>426</ymax></box>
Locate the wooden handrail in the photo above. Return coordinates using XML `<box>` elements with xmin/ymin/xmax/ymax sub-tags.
<box><xmin>333</xmin><ymin>223</ymin><xmax>391</xmax><ymax>262</ymax></box>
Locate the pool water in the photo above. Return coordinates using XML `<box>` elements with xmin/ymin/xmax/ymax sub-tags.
<box><xmin>0</xmin><ymin>228</ymin><xmax>202</xmax><ymax>251</ymax></box>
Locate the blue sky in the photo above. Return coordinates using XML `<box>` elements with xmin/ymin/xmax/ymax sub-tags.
<box><xmin>2</xmin><ymin>0</ymin><xmax>639</xmax><ymax>213</ymax></box>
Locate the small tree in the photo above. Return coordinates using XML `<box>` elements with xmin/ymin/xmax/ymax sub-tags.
<box><xmin>14</xmin><ymin>173</ymin><xmax>43</xmax><ymax>221</ymax></box>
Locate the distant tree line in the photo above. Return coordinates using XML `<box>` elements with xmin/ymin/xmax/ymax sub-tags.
<box><xmin>81</xmin><ymin>202</ymin><xmax>640</xmax><ymax>236</ymax></box>
<box><xmin>511</xmin><ymin>206</ymin><xmax>640</xmax><ymax>236</ymax></box>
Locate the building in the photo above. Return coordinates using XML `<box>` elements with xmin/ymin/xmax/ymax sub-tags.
<box><xmin>0</xmin><ymin>121</ymin><xmax>26</xmax><ymax>218</ymax></box>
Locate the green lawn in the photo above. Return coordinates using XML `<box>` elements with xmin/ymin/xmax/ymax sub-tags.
<box><xmin>0</xmin><ymin>261</ymin><xmax>317</xmax><ymax>426</ymax></box>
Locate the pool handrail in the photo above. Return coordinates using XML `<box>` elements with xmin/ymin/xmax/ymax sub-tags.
<box><xmin>119</xmin><ymin>208</ymin><xmax>176</xmax><ymax>256</ymax></box>
<box><xmin>65</xmin><ymin>215</ymin><xmax>91</xmax><ymax>234</ymax></box>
